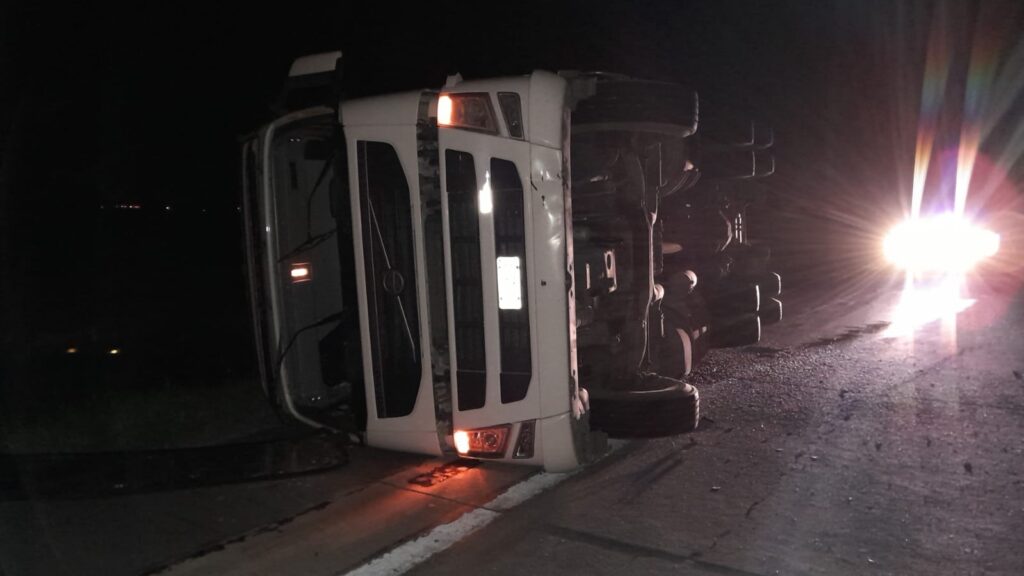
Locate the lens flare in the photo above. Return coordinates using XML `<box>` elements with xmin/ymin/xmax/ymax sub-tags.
<box><xmin>883</xmin><ymin>213</ymin><xmax>999</xmax><ymax>272</ymax></box>
<box><xmin>887</xmin><ymin>2</ymin><xmax>1022</xmax><ymax>344</ymax></box>
<box><xmin>885</xmin><ymin>274</ymin><xmax>975</xmax><ymax>338</ymax></box>
<box><xmin>910</xmin><ymin>6</ymin><xmax>953</xmax><ymax>221</ymax></box>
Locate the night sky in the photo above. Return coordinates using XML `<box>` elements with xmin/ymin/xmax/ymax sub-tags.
<box><xmin>2</xmin><ymin>1</ymin><xmax>1021</xmax><ymax>378</ymax></box>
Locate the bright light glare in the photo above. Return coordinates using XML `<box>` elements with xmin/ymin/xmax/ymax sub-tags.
<box><xmin>478</xmin><ymin>170</ymin><xmax>493</xmax><ymax>214</ymax></box>
<box><xmin>437</xmin><ymin>95</ymin><xmax>453</xmax><ymax>126</ymax></box>
<box><xmin>66</xmin><ymin>347</ymin><xmax>77</xmax><ymax>354</ymax></box>
<box><xmin>883</xmin><ymin>213</ymin><xmax>999</xmax><ymax>272</ymax></box>
<box><xmin>109</xmin><ymin>348</ymin><xmax>120</xmax><ymax>355</ymax></box>
<box><xmin>496</xmin><ymin>256</ymin><xmax>523</xmax><ymax>310</ymax></box>
<box><xmin>290</xmin><ymin>267</ymin><xmax>310</xmax><ymax>279</ymax></box>
<box><xmin>453</xmin><ymin>430</ymin><xmax>470</xmax><ymax>454</ymax></box>
<box><xmin>885</xmin><ymin>275</ymin><xmax>975</xmax><ymax>337</ymax></box>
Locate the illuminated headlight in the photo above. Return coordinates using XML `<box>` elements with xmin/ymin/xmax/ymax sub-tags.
<box><xmin>437</xmin><ymin>93</ymin><xmax>499</xmax><ymax>134</ymax></box>
<box><xmin>496</xmin><ymin>256</ymin><xmax>523</xmax><ymax>310</ymax></box>
<box><xmin>453</xmin><ymin>430</ymin><xmax>470</xmax><ymax>454</ymax></box>
<box><xmin>883</xmin><ymin>213</ymin><xmax>1000</xmax><ymax>272</ymax></box>
<box><xmin>453</xmin><ymin>425</ymin><xmax>511</xmax><ymax>457</ymax></box>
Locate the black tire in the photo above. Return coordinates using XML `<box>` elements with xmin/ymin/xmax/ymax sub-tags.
<box><xmin>573</xmin><ymin>80</ymin><xmax>698</xmax><ymax>130</ymax></box>
<box><xmin>653</xmin><ymin>324</ymin><xmax>693</xmax><ymax>380</ymax></box>
<box><xmin>757</xmin><ymin>272</ymin><xmax>782</xmax><ymax>298</ymax></box>
<box><xmin>708</xmin><ymin>282</ymin><xmax>760</xmax><ymax>315</ymax></box>
<box><xmin>710</xmin><ymin>313</ymin><xmax>762</xmax><ymax>348</ymax></box>
<box><xmin>589</xmin><ymin>380</ymin><xmax>700</xmax><ymax>438</ymax></box>
<box><xmin>654</xmin><ymin>304</ymin><xmax>704</xmax><ymax>379</ymax></box>
<box><xmin>759</xmin><ymin>297</ymin><xmax>782</xmax><ymax>326</ymax></box>
<box><xmin>730</xmin><ymin>244</ymin><xmax>771</xmax><ymax>278</ymax></box>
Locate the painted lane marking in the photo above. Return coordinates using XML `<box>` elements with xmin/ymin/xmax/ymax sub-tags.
<box><xmin>342</xmin><ymin>470</ymin><xmax>571</xmax><ymax>576</ymax></box>
<box><xmin>343</xmin><ymin>441</ymin><xmax>626</xmax><ymax>576</ymax></box>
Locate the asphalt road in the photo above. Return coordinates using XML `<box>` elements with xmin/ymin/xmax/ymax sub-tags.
<box><xmin>405</xmin><ymin>272</ymin><xmax>1024</xmax><ymax>576</ymax></box>
<box><xmin>3</xmin><ymin>270</ymin><xmax>1022</xmax><ymax>576</ymax></box>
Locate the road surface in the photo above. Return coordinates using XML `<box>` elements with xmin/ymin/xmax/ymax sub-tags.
<box><xmin>3</xmin><ymin>270</ymin><xmax>1023</xmax><ymax>576</ymax></box>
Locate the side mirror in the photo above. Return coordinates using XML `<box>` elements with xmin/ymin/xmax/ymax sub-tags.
<box><xmin>276</xmin><ymin>51</ymin><xmax>343</xmax><ymax>113</ymax></box>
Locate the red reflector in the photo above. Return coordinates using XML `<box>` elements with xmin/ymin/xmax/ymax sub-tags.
<box><xmin>290</xmin><ymin>263</ymin><xmax>312</xmax><ymax>283</ymax></box>
<box><xmin>454</xmin><ymin>425</ymin><xmax>511</xmax><ymax>457</ymax></box>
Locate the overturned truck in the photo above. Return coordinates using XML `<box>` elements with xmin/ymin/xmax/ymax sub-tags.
<box><xmin>242</xmin><ymin>53</ymin><xmax>781</xmax><ymax>472</ymax></box>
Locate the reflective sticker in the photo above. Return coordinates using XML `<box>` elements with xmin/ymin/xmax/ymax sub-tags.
<box><xmin>496</xmin><ymin>256</ymin><xmax>523</xmax><ymax>310</ymax></box>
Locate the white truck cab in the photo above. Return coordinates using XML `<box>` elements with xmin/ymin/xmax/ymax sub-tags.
<box><xmin>242</xmin><ymin>53</ymin><xmax>780</xmax><ymax>472</ymax></box>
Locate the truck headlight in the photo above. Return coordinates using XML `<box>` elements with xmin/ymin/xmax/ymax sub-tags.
<box><xmin>883</xmin><ymin>213</ymin><xmax>999</xmax><ymax>272</ymax></box>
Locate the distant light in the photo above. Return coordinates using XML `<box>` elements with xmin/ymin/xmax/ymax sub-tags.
<box><xmin>883</xmin><ymin>213</ymin><xmax>999</xmax><ymax>272</ymax></box>
<box><xmin>290</xmin><ymin>263</ymin><xmax>312</xmax><ymax>283</ymax></box>
<box><xmin>478</xmin><ymin>170</ymin><xmax>493</xmax><ymax>214</ymax></box>
<box><xmin>108</xmin><ymin>348</ymin><xmax>120</xmax><ymax>355</ymax></box>
<box><xmin>66</xmin><ymin>347</ymin><xmax>78</xmax><ymax>354</ymax></box>
<box><xmin>165</xmin><ymin>205</ymin><xmax>171</xmax><ymax>211</ymax></box>
<box><xmin>438</xmin><ymin>95</ymin><xmax>453</xmax><ymax>126</ymax></box>
<box><xmin>453</xmin><ymin>430</ymin><xmax>470</xmax><ymax>454</ymax></box>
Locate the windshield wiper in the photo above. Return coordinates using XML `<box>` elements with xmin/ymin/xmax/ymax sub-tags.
<box><xmin>278</xmin><ymin>227</ymin><xmax>336</xmax><ymax>263</ymax></box>
<box><xmin>279</xmin><ymin>153</ymin><xmax>335</xmax><ymax>263</ymax></box>
<box><xmin>276</xmin><ymin>310</ymin><xmax>345</xmax><ymax>377</ymax></box>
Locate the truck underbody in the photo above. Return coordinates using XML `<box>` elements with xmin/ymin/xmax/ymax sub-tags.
<box><xmin>566</xmin><ymin>73</ymin><xmax>780</xmax><ymax>436</ymax></box>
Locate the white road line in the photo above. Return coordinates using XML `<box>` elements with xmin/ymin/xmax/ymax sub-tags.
<box><xmin>341</xmin><ymin>471</ymin><xmax>570</xmax><ymax>576</ymax></box>
<box><xmin>343</xmin><ymin>441</ymin><xmax>626</xmax><ymax>576</ymax></box>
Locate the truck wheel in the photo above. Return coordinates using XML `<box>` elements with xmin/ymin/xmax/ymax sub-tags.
<box><xmin>730</xmin><ymin>244</ymin><xmax>771</xmax><ymax>278</ymax></box>
<box><xmin>573</xmin><ymin>80</ymin><xmax>698</xmax><ymax>132</ymax></box>
<box><xmin>759</xmin><ymin>297</ymin><xmax>782</xmax><ymax>325</ymax></box>
<box><xmin>654</xmin><ymin>326</ymin><xmax>693</xmax><ymax>379</ymax></box>
<box><xmin>653</xmin><ymin>306</ymin><xmax>699</xmax><ymax>379</ymax></box>
<box><xmin>589</xmin><ymin>379</ymin><xmax>699</xmax><ymax>438</ymax></box>
<box><xmin>708</xmin><ymin>282</ymin><xmax>760</xmax><ymax>315</ymax></box>
<box><xmin>757</xmin><ymin>272</ymin><xmax>782</xmax><ymax>298</ymax></box>
<box><xmin>710</xmin><ymin>313</ymin><xmax>762</xmax><ymax>348</ymax></box>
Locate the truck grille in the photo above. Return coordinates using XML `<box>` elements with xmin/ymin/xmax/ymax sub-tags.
<box><xmin>446</xmin><ymin>150</ymin><xmax>487</xmax><ymax>411</ymax></box>
<box><xmin>490</xmin><ymin>158</ymin><xmax>532</xmax><ymax>403</ymax></box>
